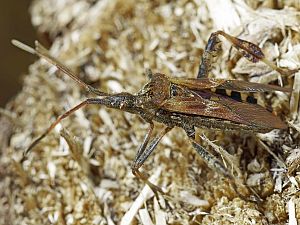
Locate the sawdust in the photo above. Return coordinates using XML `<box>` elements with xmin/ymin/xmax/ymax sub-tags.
<box><xmin>1</xmin><ymin>0</ymin><xmax>300</xmax><ymax>224</ymax></box>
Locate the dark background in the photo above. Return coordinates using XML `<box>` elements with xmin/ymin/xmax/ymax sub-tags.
<box><xmin>0</xmin><ymin>1</ymin><xmax>35</xmax><ymax>106</ymax></box>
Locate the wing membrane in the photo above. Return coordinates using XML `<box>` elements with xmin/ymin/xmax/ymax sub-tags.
<box><xmin>216</xmin><ymin>95</ymin><xmax>287</xmax><ymax>129</ymax></box>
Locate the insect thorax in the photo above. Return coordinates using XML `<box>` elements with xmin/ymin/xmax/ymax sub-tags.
<box><xmin>137</xmin><ymin>73</ymin><xmax>171</xmax><ymax>108</ymax></box>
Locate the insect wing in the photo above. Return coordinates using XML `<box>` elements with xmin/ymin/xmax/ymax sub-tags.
<box><xmin>162</xmin><ymin>92</ymin><xmax>287</xmax><ymax>129</ymax></box>
<box><xmin>170</xmin><ymin>78</ymin><xmax>292</xmax><ymax>92</ymax></box>
<box><xmin>162</xmin><ymin>95</ymin><xmax>250</xmax><ymax>125</ymax></box>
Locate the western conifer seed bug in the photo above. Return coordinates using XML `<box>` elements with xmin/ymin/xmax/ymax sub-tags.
<box><xmin>12</xmin><ymin>31</ymin><xmax>298</xmax><ymax>197</ymax></box>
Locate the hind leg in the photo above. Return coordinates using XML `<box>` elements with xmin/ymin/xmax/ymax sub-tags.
<box><xmin>198</xmin><ymin>30</ymin><xmax>298</xmax><ymax>78</ymax></box>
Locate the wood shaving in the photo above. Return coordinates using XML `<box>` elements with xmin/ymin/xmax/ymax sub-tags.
<box><xmin>1</xmin><ymin>0</ymin><xmax>300</xmax><ymax>224</ymax></box>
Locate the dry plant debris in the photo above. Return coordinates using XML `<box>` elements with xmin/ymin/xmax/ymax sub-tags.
<box><xmin>1</xmin><ymin>0</ymin><xmax>300</xmax><ymax>224</ymax></box>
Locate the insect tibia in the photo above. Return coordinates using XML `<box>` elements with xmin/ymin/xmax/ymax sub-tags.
<box><xmin>261</xmin><ymin>58</ymin><xmax>299</xmax><ymax>76</ymax></box>
<box><xmin>235</xmin><ymin>38</ymin><xmax>264</xmax><ymax>62</ymax></box>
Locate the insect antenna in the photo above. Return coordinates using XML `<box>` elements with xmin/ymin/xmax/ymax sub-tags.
<box><xmin>11</xmin><ymin>40</ymin><xmax>113</xmax><ymax>157</ymax></box>
<box><xmin>23</xmin><ymin>98</ymin><xmax>103</xmax><ymax>156</ymax></box>
<box><xmin>11</xmin><ymin>40</ymin><xmax>109</xmax><ymax>96</ymax></box>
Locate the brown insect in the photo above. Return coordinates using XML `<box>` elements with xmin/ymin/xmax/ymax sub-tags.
<box><xmin>12</xmin><ymin>31</ymin><xmax>297</xmax><ymax>195</ymax></box>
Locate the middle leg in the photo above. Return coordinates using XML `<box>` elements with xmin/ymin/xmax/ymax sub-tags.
<box><xmin>185</xmin><ymin>128</ymin><xmax>232</xmax><ymax>178</ymax></box>
<box><xmin>186</xmin><ymin>128</ymin><xmax>256</xmax><ymax>200</ymax></box>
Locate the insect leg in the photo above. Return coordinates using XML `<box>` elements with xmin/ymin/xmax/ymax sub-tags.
<box><xmin>186</xmin><ymin>129</ymin><xmax>258</xmax><ymax>200</ymax></box>
<box><xmin>24</xmin><ymin>98</ymin><xmax>103</xmax><ymax>155</ymax></box>
<box><xmin>190</xmin><ymin>140</ymin><xmax>233</xmax><ymax>177</ymax></box>
<box><xmin>209</xmin><ymin>31</ymin><xmax>298</xmax><ymax>76</ymax></box>
<box><xmin>12</xmin><ymin>40</ymin><xmax>108</xmax><ymax>96</ymax></box>
<box><xmin>197</xmin><ymin>33</ymin><xmax>223</xmax><ymax>78</ymax></box>
<box><xmin>185</xmin><ymin>128</ymin><xmax>231</xmax><ymax>178</ymax></box>
<box><xmin>192</xmin><ymin>140</ymin><xmax>232</xmax><ymax>177</ymax></box>
<box><xmin>131</xmin><ymin>126</ymin><xmax>172</xmax><ymax>195</ymax></box>
<box><xmin>134</xmin><ymin>122</ymin><xmax>154</xmax><ymax>160</ymax></box>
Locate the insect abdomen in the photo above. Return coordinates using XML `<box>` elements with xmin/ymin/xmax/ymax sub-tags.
<box><xmin>214</xmin><ymin>89</ymin><xmax>257</xmax><ymax>104</ymax></box>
